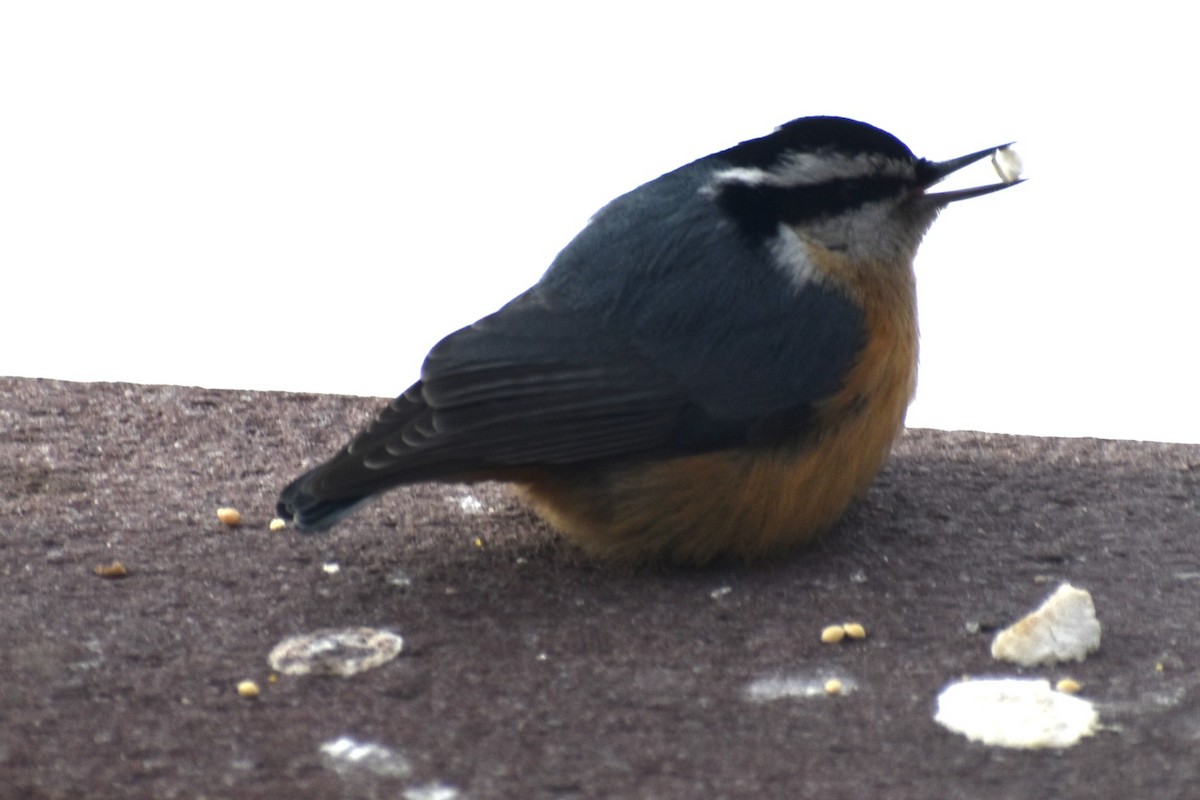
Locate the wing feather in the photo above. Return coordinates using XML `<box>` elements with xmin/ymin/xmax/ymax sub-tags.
<box><xmin>281</xmin><ymin>155</ymin><xmax>867</xmax><ymax>523</ymax></box>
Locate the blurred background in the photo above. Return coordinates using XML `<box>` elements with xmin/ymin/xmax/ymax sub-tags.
<box><xmin>3</xmin><ymin>2</ymin><xmax>1197</xmax><ymax>442</ymax></box>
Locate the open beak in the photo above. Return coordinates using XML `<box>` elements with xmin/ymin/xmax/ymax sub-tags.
<box><xmin>919</xmin><ymin>143</ymin><xmax>1023</xmax><ymax>206</ymax></box>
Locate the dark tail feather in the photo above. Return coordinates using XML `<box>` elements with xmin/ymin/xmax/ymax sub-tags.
<box><xmin>276</xmin><ymin>466</ymin><xmax>373</xmax><ymax>532</ymax></box>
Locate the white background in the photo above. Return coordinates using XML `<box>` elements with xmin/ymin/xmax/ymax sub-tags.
<box><xmin>3</xmin><ymin>2</ymin><xmax>1198</xmax><ymax>443</ymax></box>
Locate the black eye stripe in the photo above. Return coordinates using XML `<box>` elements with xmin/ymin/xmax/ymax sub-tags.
<box><xmin>713</xmin><ymin>175</ymin><xmax>910</xmax><ymax>239</ymax></box>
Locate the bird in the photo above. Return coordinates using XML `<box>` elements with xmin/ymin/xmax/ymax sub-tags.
<box><xmin>277</xmin><ymin>115</ymin><xmax>1022</xmax><ymax>564</ymax></box>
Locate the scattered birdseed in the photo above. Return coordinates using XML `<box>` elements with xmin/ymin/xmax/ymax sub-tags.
<box><xmin>820</xmin><ymin>625</ymin><xmax>846</xmax><ymax>644</ymax></box>
<box><xmin>842</xmin><ymin>622</ymin><xmax>867</xmax><ymax>640</ymax></box>
<box><xmin>991</xmin><ymin>583</ymin><xmax>1101</xmax><ymax>666</ymax></box>
<box><xmin>268</xmin><ymin>628</ymin><xmax>404</xmax><ymax>677</ymax></box>
<box><xmin>93</xmin><ymin>561</ymin><xmax>128</xmax><ymax>579</ymax></box>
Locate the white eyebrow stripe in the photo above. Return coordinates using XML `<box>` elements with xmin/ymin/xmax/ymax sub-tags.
<box><xmin>710</xmin><ymin>166</ymin><xmax>771</xmax><ymax>186</ymax></box>
<box><xmin>711</xmin><ymin>152</ymin><xmax>915</xmax><ymax>190</ymax></box>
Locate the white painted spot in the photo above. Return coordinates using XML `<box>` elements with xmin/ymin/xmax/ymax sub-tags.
<box><xmin>455</xmin><ymin>495</ymin><xmax>484</xmax><ymax>514</ymax></box>
<box><xmin>403</xmin><ymin>783</ymin><xmax>462</xmax><ymax>800</ymax></box>
<box><xmin>320</xmin><ymin>736</ymin><xmax>411</xmax><ymax>779</ymax></box>
<box><xmin>387</xmin><ymin>568</ymin><xmax>413</xmax><ymax>591</ymax></box>
<box><xmin>744</xmin><ymin>673</ymin><xmax>856</xmax><ymax>702</ymax></box>
<box><xmin>935</xmin><ymin>678</ymin><xmax>1099</xmax><ymax>749</ymax></box>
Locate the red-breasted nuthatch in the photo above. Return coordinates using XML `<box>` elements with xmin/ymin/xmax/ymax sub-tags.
<box><xmin>278</xmin><ymin>116</ymin><xmax>1021</xmax><ymax>564</ymax></box>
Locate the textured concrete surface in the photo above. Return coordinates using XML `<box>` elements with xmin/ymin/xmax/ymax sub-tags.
<box><xmin>3</xmin><ymin>376</ymin><xmax>1200</xmax><ymax>799</ymax></box>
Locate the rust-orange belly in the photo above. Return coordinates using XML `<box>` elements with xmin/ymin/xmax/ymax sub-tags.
<box><xmin>518</xmin><ymin>254</ymin><xmax>918</xmax><ymax>564</ymax></box>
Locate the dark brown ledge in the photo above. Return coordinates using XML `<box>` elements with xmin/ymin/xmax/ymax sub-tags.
<box><xmin>3</xmin><ymin>376</ymin><xmax>1198</xmax><ymax>799</ymax></box>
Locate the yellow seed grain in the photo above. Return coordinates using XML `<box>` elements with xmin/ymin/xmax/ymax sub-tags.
<box><xmin>820</xmin><ymin>625</ymin><xmax>846</xmax><ymax>644</ymax></box>
<box><xmin>236</xmin><ymin>680</ymin><xmax>260</xmax><ymax>698</ymax></box>
<box><xmin>216</xmin><ymin>507</ymin><xmax>242</xmax><ymax>526</ymax></box>
<box><xmin>842</xmin><ymin>622</ymin><xmax>867</xmax><ymax>640</ymax></box>
<box><xmin>93</xmin><ymin>561</ymin><xmax>128</xmax><ymax>578</ymax></box>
